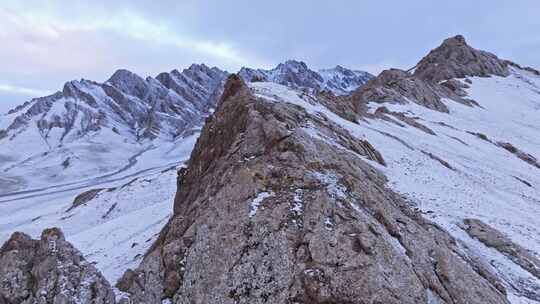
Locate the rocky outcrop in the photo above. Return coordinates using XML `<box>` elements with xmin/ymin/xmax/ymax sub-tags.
<box><xmin>414</xmin><ymin>35</ymin><xmax>510</xmax><ymax>83</ymax></box>
<box><xmin>497</xmin><ymin>142</ymin><xmax>540</xmax><ymax>169</ymax></box>
<box><xmin>66</xmin><ymin>188</ymin><xmax>105</xmax><ymax>212</ymax></box>
<box><xmin>357</xmin><ymin>68</ymin><xmax>450</xmax><ymax>112</ymax></box>
<box><xmin>462</xmin><ymin>219</ymin><xmax>540</xmax><ymax>281</ymax></box>
<box><xmin>351</xmin><ymin>35</ymin><xmax>508</xmax><ymax>116</ymax></box>
<box><xmin>118</xmin><ymin>75</ymin><xmax>508</xmax><ymax>304</ymax></box>
<box><xmin>156</xmin><ymin>64</ymin><xmax>229</xmax><ymax>113</ymax></box>
<box><xmin>0</xmin><ymin>228</ymin><xmax>115</xmax><ymax>304</ymax></box>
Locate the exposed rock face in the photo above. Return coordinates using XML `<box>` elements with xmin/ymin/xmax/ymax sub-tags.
<box><xmin>0</xmin><ymin>228</ymin><xmax>115</xmax><ymax>304</ymax></box>
<box><xmin>239</xmin><ymin>60</ymin><xmax>373</xmax><ymax>95</ymax></box>
<box><xmin>496</xmin><ymin>142</ymin><xmax>540</xmax><ymax>169</ymax></box>
<box><xmin>118</xmin><ymin>75</ymin><xmax>508</xmax><ymax>304</ymax></box>
<box><xmin>0</xmin><ymin>64</ymin><xmax>229</xmax><ymax>195</ymax></box>
<box><xmin>414</xmin><ymin>35</ymin><xmax>510</xmax><ymax>82</ymax></box>
<box><xmin>156</xmin><ymin>64</ymin><xmax>229</xmax><ymax>113</ymax></box>
<box><xmin>353</xmin><ymin>68</ymin><xmax>450</xmax><ymax>113</ymax></box>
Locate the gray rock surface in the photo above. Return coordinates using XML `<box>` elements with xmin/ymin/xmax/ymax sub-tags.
<box><xmin>118</xmin><ymin>75</ymin><xmax>509</xmax><ymax>304</ymax></box>
<box><xmin>0</xmin><ymin>228</ymin><xmax>115</xmax><ymax>304</ymax></box>
<box><xmin>414</xmin><ymin>35</ymin><xmax>510</xmax><ymax>83</ymax></box>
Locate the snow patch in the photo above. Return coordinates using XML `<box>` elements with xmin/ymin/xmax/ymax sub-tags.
<box><xmin>248</xmin><ymin>191</ymin><xmax>274</xmax><ymax>218</ymax></box>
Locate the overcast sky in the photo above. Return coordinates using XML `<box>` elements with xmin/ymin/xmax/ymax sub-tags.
<box><xmin>1</xmin><ymin>0</ymin><xmax>539</xmax><ymax>108</ymax></box>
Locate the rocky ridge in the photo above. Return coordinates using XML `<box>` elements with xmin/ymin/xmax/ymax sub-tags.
<box><xmin>115</xmin><ymin>75</ymin><xmax>508</xmax><ymax>303</ymax></box>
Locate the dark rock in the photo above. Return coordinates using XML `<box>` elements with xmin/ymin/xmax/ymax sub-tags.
<box><xmin>0</xmin><ymin>228</ymin><xmax>115</xmax><ymax>304</ymax></box>
<box><xmin>497</xmin><ymin>142</ymin><xmax>540</xmax><ymax>169</ymax></box>
<box><xmin>67</xmin><ymin>188</ymin><xmax>104</xmax><ymax>212</ymax></box>
<box><xmin>351</xmin><ymin>35</ymin><xmax>509</xmax><ymax>117</ymax></box>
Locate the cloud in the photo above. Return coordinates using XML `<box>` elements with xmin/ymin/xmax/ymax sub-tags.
<box><xmin>0</xmin><ymin>83</ymin><xmax>52</xmax><ymax>97</ymax></box>
<box><xmin>17</xmin><ymin>9</ymin><xmax>252</xmax><ymax>67</ymax></box>
<box><xmin>0</xmin><ymin>4</ymin><xmax>266</xmax><ymax>97</ymax></box>
<box><xmin>1</xmin><ymin>0</ymin><xmax>539</xmax><ymax>101</ymax></box>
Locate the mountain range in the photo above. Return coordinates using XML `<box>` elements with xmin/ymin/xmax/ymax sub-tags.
<box><xmin>1</xmin><ymin>35</ymin><xmax>540</xmax><ymax>304</ymax></box>
<box><xmin>0</xmin><ymin>62</ymin><xmax>372</xmax><ymax>196</ymax></box>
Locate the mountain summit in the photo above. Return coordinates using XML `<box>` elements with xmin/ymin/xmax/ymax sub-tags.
<box><xmin>413</xmin><ymin>35</ymin><xmax>510</xmax><ymax>82</ymax></box>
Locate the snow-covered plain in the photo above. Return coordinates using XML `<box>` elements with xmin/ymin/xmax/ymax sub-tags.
<box><xmin>249</xmin><ymin>67</ymin><xmax>540</xmax><ymax>302</ymax></box>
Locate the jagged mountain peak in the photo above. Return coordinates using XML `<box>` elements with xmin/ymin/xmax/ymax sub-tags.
<box><xmin>321</xmin><ymin>64</ymin><xmax>352</xmax><ymax>74</ymax></box>
<box><xmin>0</xmin><ymin>63</ymin><xmax>229</xmax><ymax>193</ymax></box>
<box><xmin>352</xmin><ymin>35</ymin><xmax>516</xmax><ymax>114</ymax></box>
<box><xmin>106</xmin><ymin>69</ymin><xmax>149</xmax><ymax>98</ymax></box>
<box><xmin>186</xmin><ymin>62</ymin><xmax>211</xmax><ymax>71</ymax></box>
<box><xmin>276</xmin><ymin>59</ymin><xmax>310</xmax><ymax>71</ymax></box>
<box><xmin>442</xmin><ymin>34</ymin><xmax>467</xmax><ymax>46</ymax></box>
<box><xmin>108</xmin><ymin>68</ymin><xmax>142</xmax><ymax>81</ymax></box>
<box><xmin>238</xmin><ymin>60</ymin><xmax>373</xmax><ymax>95</ymax></box>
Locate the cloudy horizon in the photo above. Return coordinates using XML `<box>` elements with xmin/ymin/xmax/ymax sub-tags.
<box><xmin>1</xmin><ymin>0</ymin><xmax>539</xmax><ymax>107</ymax></box>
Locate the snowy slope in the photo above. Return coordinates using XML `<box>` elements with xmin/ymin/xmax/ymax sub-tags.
<box><xmin>248</xmin><ymin>67</ymin><xmax>540</xmax><ymax>302</ymax></box>
<box><xmin>0</xmin><ymin>162</ymin><xmax>185</xmax><ymax>284</ymax></box>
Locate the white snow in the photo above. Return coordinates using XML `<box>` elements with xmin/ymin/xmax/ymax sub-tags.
<box><xmin>0</xmin><ymin>166</ymin><xmax>179</xmax><ymax>283</ymax></box>
<box><xmin>248</xmin><ymin>191</ymin><xmax>273</xmax><ymax>217</ymax></box>
<box><xmin>291</xmin><ymin>189</ymin><xmax>303</xmax><ymax>213</ymax></box>
<box><xmin>0</xmin><ymin>129</ymin><xmax>198</xmax><ymax>285</ymax></box>
<box><xmin>312</xmin><ymin>171</ymin><xmax>348</xmax><ymax>200</ymax></box>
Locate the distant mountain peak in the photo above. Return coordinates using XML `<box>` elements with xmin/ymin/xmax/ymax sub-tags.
<box><xmin>106</xmin><ymin>69</ymin><xmax>148</xmax><ymax>98</ymax></box>
<box><xmin>239</xmin><ymin>60</ymin><xmax>373</xmax><ymax>95</ymax></box>
<box><xmin>277</xmin><ymin>60</ymin><xmax>309</xmax><ymax>70</ymax></box>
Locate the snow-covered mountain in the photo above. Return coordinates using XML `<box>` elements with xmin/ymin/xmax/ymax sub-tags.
<box><xmin>239</xmin><ymin>60</ymin><xmax>373</xmax><ymax>95</ymax></box>
<box><xmin>1</xmin><ymin>35</ymin><xmax>540</xmax><ymax>303</ymax></box>
<box><xmin>0</xmin><ymin>64</ymin><xmax>227</xmax><ymax>195</ymax></box>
